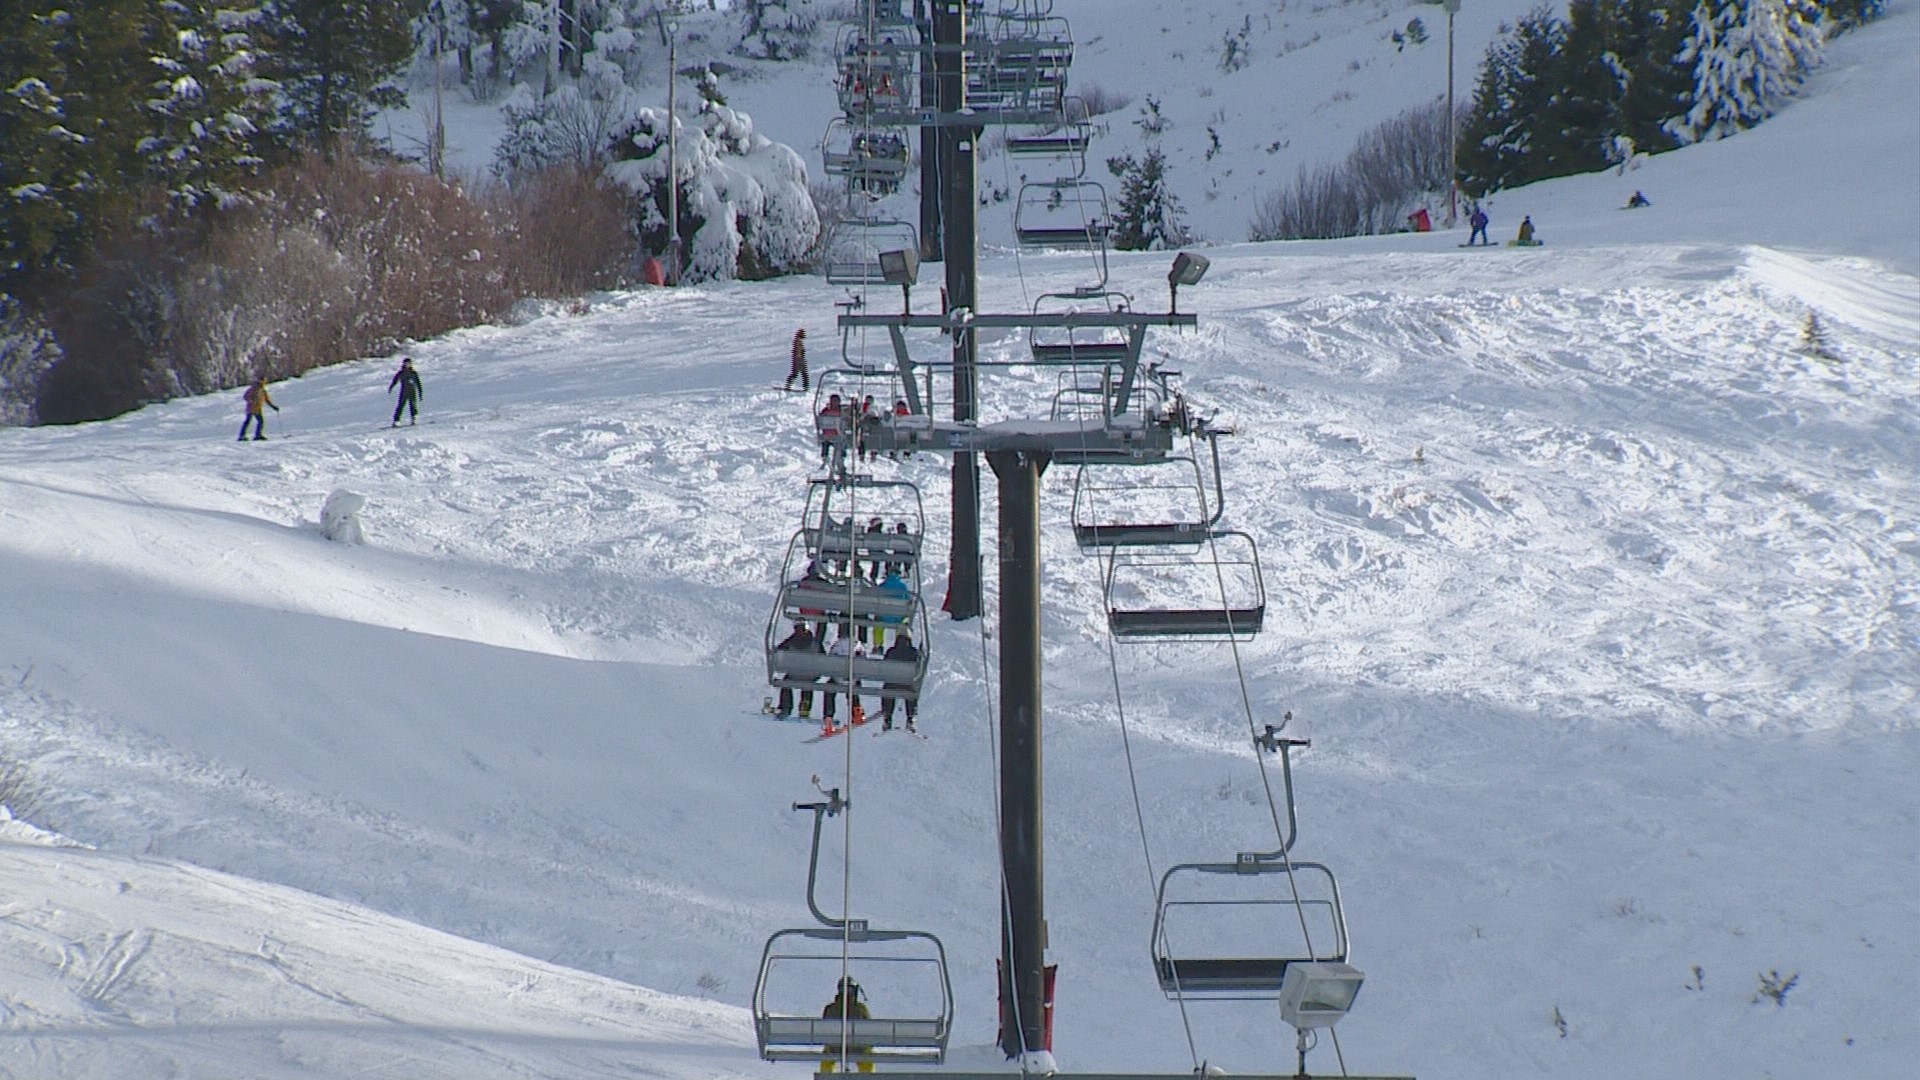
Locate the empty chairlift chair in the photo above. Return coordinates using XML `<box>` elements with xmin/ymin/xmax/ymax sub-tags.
<box><xmin>1103</xmin><ymin>529</ymin><xmax>1266</xmax><ymax>640</ymax></box>
<box><xmin>1004</xmin><ymin>95</ymin><xmax>1093</xmax><ymax>160</ymax></box>
<box><xmin>1014</xmin><ymin>179</ymin><xmax>1112</xmax><ymax>251</ymax></box>
<box><xmin>1150</xmin><ymin>853</ymin><xmax>1352</xmax><ymax>1000</ymax></box>
<box><xmin>822</xmin><ymin>217</ymin><xmax>919</xmax><ymax>286</ymax></box>
<box><xmin>1027</xmin><ymin>289</ymin><xmax>1136</xmax><ymax>366</ymax></box>
<box><xmin>1070</xmin><ymin>436</ymin><xmax>1225</xmax><ymax>550</ymax></box>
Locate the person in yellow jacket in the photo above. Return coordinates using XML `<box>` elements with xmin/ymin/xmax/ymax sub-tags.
<box><xmin>820</xmin><ymin>976</ymin><xmax>873</xmax><ymax>1073</ymax></box>
<box><xmin>239</xmin><ymin>376</ymin><xmax>278</xmax><ymax>441</ymax></box>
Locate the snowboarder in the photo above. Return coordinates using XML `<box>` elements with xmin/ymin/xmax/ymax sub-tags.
<box><xmin>786</xmin><ymin>328</ymin><xmax>810</xmax><ymax>391</ymax></box>
<box><xmin>819</xmin><ymin>976</ymin><xmax>873</xmax><ymax>1073</ymax></box>
<box><xmin>1468</xmin><ymin>205</ymin><xmax>1490</xmax><ymax>246</ymax></box>
<box><xmin>238</xmin><ymin>376</ymin><xmax>278</xmax><ymax>441</ymax></box>
<box><xmin>1515</xmin><ymin>216</ymin><xmax>1537</xmax><ymax>246</ymax></box>
<box><xmin>1626</xmin><ymin>190</ymin><xmax>1650</xmax><ymax>209</ymax></box>
<box><xmin>773</xmin><ymin>621</ymin><xmax>817</xmax><ymax>719</ymax></box>
<box><xmin>388</xmin><ymin>356</ymin><xmax>424</xmax><ymax>426</ymax></box>
<box><xmin>879</xmin><ymin>631</ymin><xmax>919</xmax><ymax>732</ymax></box>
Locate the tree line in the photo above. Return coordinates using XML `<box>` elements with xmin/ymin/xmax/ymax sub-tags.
<box><xmin>1457</xmin><ymin>0</ymin><xmax>1879</xmax><ymax>196</ymax></box>
<box><xmin>0</xmin><ymin>1</ymin><xmax>814</xmax><ymax>426</ymax></box>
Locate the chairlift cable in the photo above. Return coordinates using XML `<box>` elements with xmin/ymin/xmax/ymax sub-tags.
<box><xmin>1191</xmin><ymin>433</ymin><xmax>1323</xmax><ymax>967</ymax></box>
<box><xmin>1068</xmin><ymin>323</ymin><xmax>1206</xmax><ymax>1072</ymax></box>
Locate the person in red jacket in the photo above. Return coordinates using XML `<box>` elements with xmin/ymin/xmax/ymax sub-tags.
<box><xmin>817</xmin><ymin>393</ymin><xmax>845</xmax><ymax>465</ymax></box>
<box><xmin>786</xmin><ymin>328</ymin><xmax>810</xmax><ymax>391</ymax></box>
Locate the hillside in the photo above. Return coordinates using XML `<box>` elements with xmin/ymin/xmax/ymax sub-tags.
<box><xmin>1</xmin><ymin>3</ymin><xmax>1916</xmax><ymax>1079</ymax></box>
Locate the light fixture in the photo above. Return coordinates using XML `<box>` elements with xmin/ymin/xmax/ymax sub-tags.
<box><xmin>879</xmin><ymin>247</ymin><xmax>919</xmax><ymax>286</ymax></box>
<box><xmin>1167</xmin><ymin>251</ymin><xmax>1209</xmax><ymax>314</ymax></box>
<box><xmin>1277</xmin><ymin>961</ymin><xmax>1365</xmax><ymax>1029</ymax></box>
<box><xmin>880</xmin><ymin>247</ymin><xmax>919</xmax><ymax>312</ymax></box>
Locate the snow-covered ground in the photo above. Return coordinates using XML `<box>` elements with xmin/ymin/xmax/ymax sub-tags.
<box><xmin>2</xmin><ymin>4</ymin><xmax>1917</xmax><ymax>1080</ymax></box>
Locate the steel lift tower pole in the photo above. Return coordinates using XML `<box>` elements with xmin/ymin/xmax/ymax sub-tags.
<box><xmin>991</xmin><ymin>447</ymin><xmax>1048</xmax><ymax>1060</ymax></box>
<box><xmin>917</xmin><ymin>0</ymin><xmax>943</xmax><ymax>262</ymax></box>
<box><xmin>935</xmin><ymin>0</ymin><xmax>982</xmax><ymax>621</ymax></box>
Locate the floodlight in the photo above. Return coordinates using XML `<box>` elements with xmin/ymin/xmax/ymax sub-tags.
<box><xmin>879</xmin><ymin>248</ymin><xmax>919</xmax><ymax>286</ymax></box>
<box><xmin>1167</xmin><ymin>251</ymin><xmax>1210</xmax><ymax>315</ymax></box>
<box><xmin>1277</xmin><ymin>961</ymin><xmax>1364</xmax><ymax>1029</ymax></box>
<box><xmin>1168</xmin><ymin>251</ymin><xmax>1210</xmax><ymax>287</ymax></box>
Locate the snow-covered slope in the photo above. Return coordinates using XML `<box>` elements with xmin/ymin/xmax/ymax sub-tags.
<box><xmin>2</xmin><ymin>5</ymin><xmax>1916</xmax><ymax>1080</ymax></box>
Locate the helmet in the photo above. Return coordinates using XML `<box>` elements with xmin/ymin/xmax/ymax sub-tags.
<box><xmin>839</xmin><ymin>976</ymin><xmax>860</xmax><ymax>994</ymax></box>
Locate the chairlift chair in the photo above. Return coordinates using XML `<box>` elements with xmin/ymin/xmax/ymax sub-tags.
<box><xmin>823</xmin><ymin>217</ymin><xmax>919</xmax><ymax>286</ymax></box>
<box><xmin>765</xmin><ymin>532</ymin><xmax>931</xmax><ymax>700</ymax></box>
<box><xmin>822</xmin><ymin>118</ymin><xmax>910</xmax><ymax>195</ymax></box>
<box><xmin>799</xmin><ymin>475</ymin><xmax>927</xmax><ymax>576</ymax></box>
<box><xmin>1028</xmin><ymin>289</ymin><xmax>1135</xmax><ymax>365</ymax></box>
<box><xmin>1014</xmin><ymin>179</ymin><xmax>1113</xmax><ymax>251</ymax></box>
<box><xmin>753</xmin><ymin>791</ymin><xmax>954</xmax><ymax>1064</ymax></box>
<box><xmin>1005</xmin><ymin>97</ymin><xmax>1093</xmax><ymax>163</ymax></box>
<box><xmin>1150</xmin><ymin>855</ymin><xmax>1351</xmax><ymax>1000</ymax></box>
<box><xmin>1070</xmin><ymin>436</ymin><xmax>1225</xmax><ymax>550</ymax></box>
<box><xmin>1104</xmin><ymin>529</ymin><xmax>1266</xmax><ymax>640</ymax></box>
<box><xmin>836</xmin><ymin>27</ymin><xmax>915</xmax><ymax>117</ymax></box>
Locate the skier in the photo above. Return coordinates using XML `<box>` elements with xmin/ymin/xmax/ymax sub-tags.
<box><xmin>873</xmin><ymin>569</ymin><xmax>910</xmax><ymax>648</ymax></box>
<box><xmin>772</xmin><ymin>621</ymin><xmax>817</xmax><ymax>719</ymax></box>
<box><xmin>238</xmin><ymin>376</ymin><xmax>278</xmax><ymax>441</ymax></box>
<box><xmin>786</xmin><ymin>328</ymin><xmax>810</xmax><ymax>391</ymax></box>
<box><xmin>879</xmin><ymin>631</ymin><xmax>919</xmax><ymax>733</ymax></box>
<box><xmin>1626</xmin><ymin>190</ymin><xmax>1650</xmax><ymax>209</ymax></box>
<box><xmin>1468</xmin><ymin>205</ymin><xmax>1490</xmax><ymax>246</ymax></box>
<box><xmin>821</xmin><ymin>624</ymin><xmax>864</xmax><ymax>728</ymax></box>
<box><xmin>817</xmin><ymin>394</ymin><xmax>845</xmax><ymax>465</ymax></box>
<box><xmin>856</xmin><ymin>395</ymin><xmax>877</xmax><ymax>462</ymax></box>
<box><xmin>1516</xmin><ymin>216</ymin><xmax>1537</xmax><ymax>246</ymax></box>
<box><xmin>819</xmin><ymin>976</ymin><xmax>873</xmax><ymax>1074</ymax></box>
<box><xmin>388</xmin><ymin>356</ymin><xmax>424</xmax><ymax>426</ymax></box>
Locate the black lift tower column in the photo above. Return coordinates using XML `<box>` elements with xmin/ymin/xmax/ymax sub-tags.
<box><xmin>990</xmin><ymin>448</ymin><xmax>1047</xmax><ymax>1059</ymax></box>
<box><xmin>935</xmin><ymin>0</ymin><xmax>982</xmax><ymax>621</ymax></box>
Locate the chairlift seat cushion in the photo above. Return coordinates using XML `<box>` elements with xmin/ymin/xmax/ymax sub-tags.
<box><xmin>1108</xmin><ymin>607</ymin><xmax>1265</xmax><ymax>638</ymax></box>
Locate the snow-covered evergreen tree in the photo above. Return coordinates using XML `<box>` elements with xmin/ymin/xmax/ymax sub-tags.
<box><xmin>1106</xmin><ymin>147</ymin><xmax>1189</xmax><ymax>251</ymax></box>
<box><xmin>604</xmin><ymin>102</ymin><xmax>818</xmax><ymax>282</ymax></box>
<box><xmin>139</xmin><ymin>2</ymin><xmax>278</xmax><ymax>214</ymax></box>
<box><xmin>735</xmin><ymin>0</ymin><xmax>819</xmax><ymax>61</ymax></box>
<box><xmin>1457</xmin><ymin>9</ymin><xmax>1567</xmax><ymax>194</ymax></box>
<box><xmin>1668</xmin><ymin>0</ymin><xmax>1825</xmax><ymax>144</ymax></box>
<box><xmin>0</xmin><ymin>1</ymin><xmax>149</xmax><ymax>285</ymax></box>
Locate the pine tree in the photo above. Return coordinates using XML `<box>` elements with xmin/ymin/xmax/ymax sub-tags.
<box><xmin>1456</xmin><ymin>8</ymin><xmax>1567</xmax><ymax>195</ymax></box>
<box><xmin>1668</xmin><ymin>0</ymin><xmax>1824</xmax><ymax>144</ymax></box>
<box><xmin>736</xmin><ymin>0</ymin><xmax>819</xmax><ymax>61</ymax></box>
<box><xmin>264</xmin><ymin>0</ymin><xmax>418</xmax><ymax>156</ymax></box>
<box><xmin>0</xmin><ymin>0</ymin><xmax>151</xmax><ymax>289</ymax></box>
<box><xmin>1800</xmin><ymin>310</ymin><xmax>1839</xmax><ymax>360</ymax></box>
<box><xmin>139</xmin><ymin>1</ymin><xmax>279</xmax><ymax>215</ymax></box>
<box><xmin>1106</xmin><ymin>147</ymin><xmax>1188</xmax><ymax>251</ymax></box>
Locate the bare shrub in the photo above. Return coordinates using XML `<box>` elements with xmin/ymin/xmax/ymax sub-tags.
<box><xmin>0</xmin><ymin>760</ymin><xmax>46</xmax><ymax>824</ymax></box>
<box><xmin>1249</xmin><ymin>99</ymin><xmax>1462</xmax><ymax>241</ymax></box>
<box><xmin>31</xmin><ymin>152</ymin><xmax>633</xmax><ymax>423</ymax></box>
<box><xmin>500</xmin><ymin>165</ymin><xmax>637</xmax><ymax>297</ymax></box>
<box><xmin>1075</xmin><ymin>84</ymin><xmax>1134</xmax><ymax>119</ymax></box>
